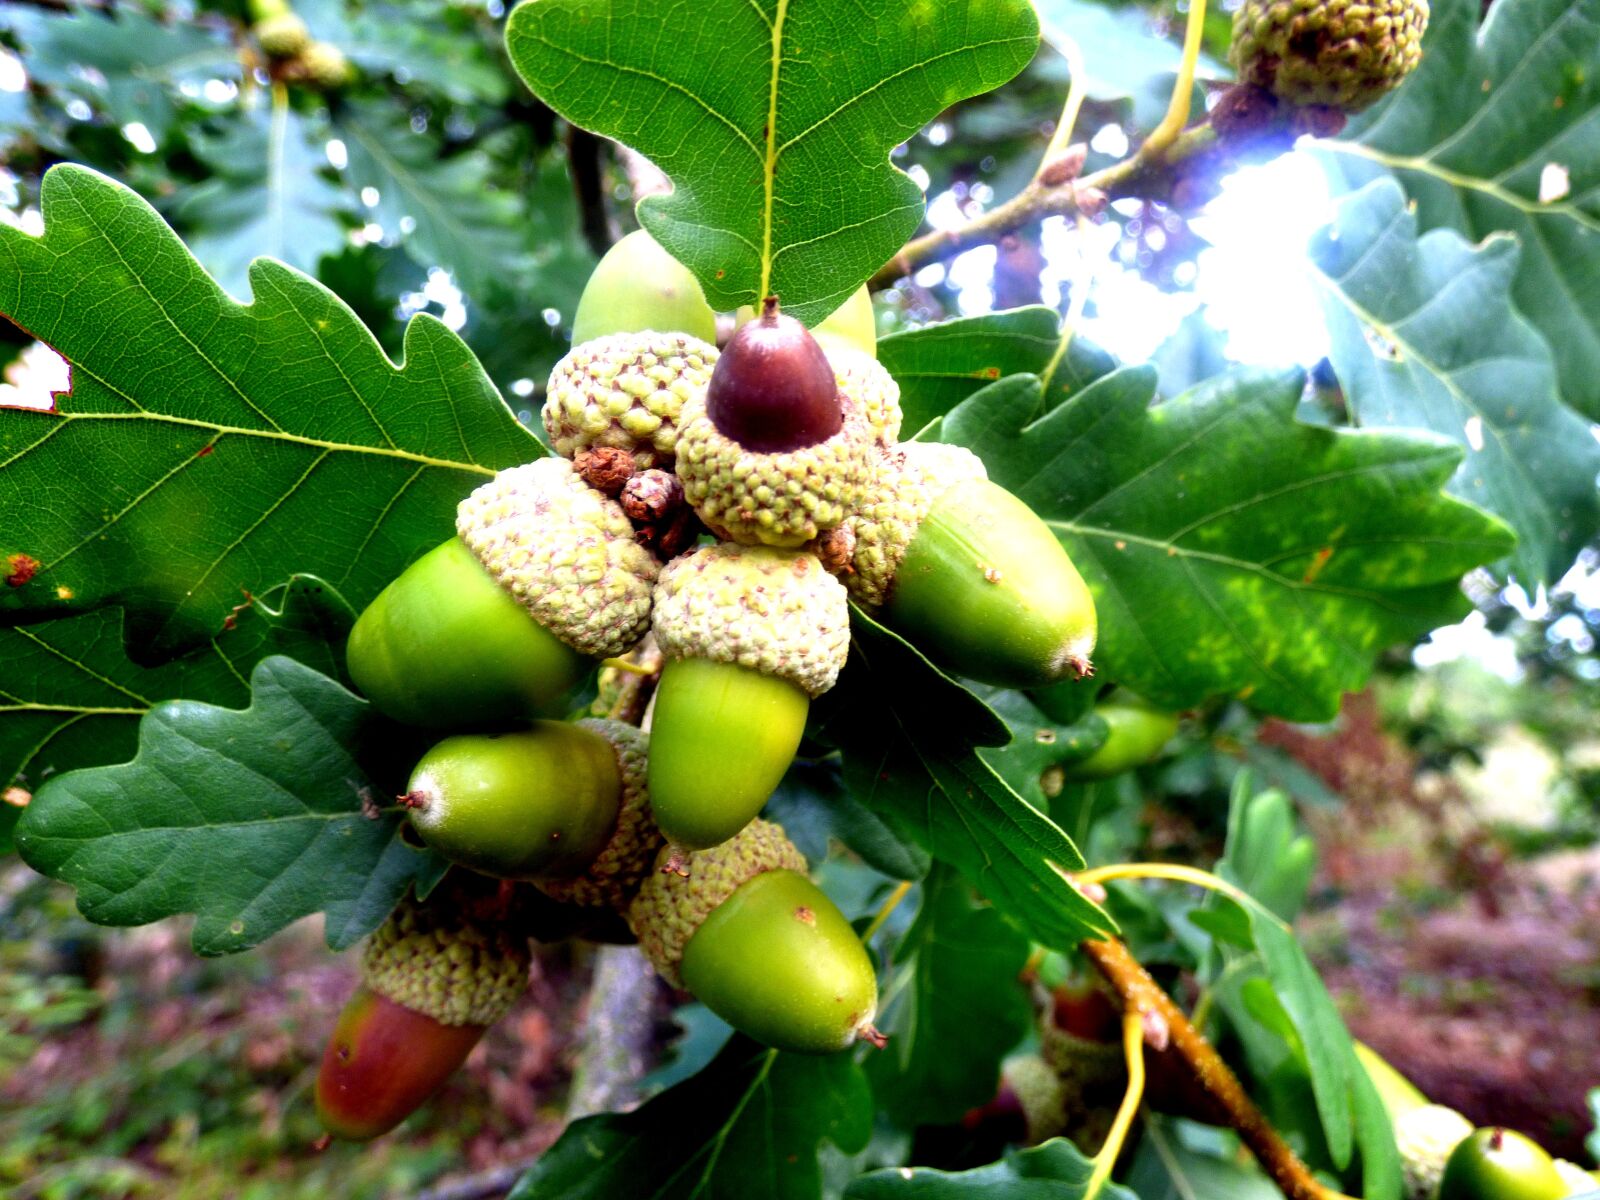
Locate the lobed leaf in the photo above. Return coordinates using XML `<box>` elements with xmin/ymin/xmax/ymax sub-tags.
<box><xmin>847</xmin><ymin>1140</ymin><xmax>1137</xmax><ymax>1199</ymax></box>
<box><xmin>504</xmin><ymin>0</ymin><xmax>1040</xmax><ymax>324</ymax></box>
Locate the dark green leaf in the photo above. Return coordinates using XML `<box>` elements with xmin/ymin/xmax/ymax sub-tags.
<box><xmin>1124</xmin><ymin>1117</ymin><xmax>1282</xmax><ymax>1200</ymax></box>
<box><xmin>1</xmin><ymin>576</ymin><xmax>354</xmax><ymax>793</ymax></box>
<box><xmin>866</xmin><ymin>868</ymin><xmax>1031</xmax><ymax>1127</ymax></box>
<box><xmin>0</xmin><ymin>165</ymin><xmax>540</xmax><ymax>663</ymax></box>
<box><xmin>977</xmin><ymin>689</ymin><xmax>1107</xmax><ymax>813</ymax></box>
<box><xmin>944</xmin><ymin>367</ymin><xmax>1514</xmax><ymax>720</ymax></box>
<box><xmin>1323</xmin><ymin>0</ymin><xmax>1600</xmax><ymax>418</ymax></box>
<box><xmin>1311</xmin><ymin>178</ymin><xmax>1600</xmax><ymax>585</ymax></box>
<box><xmin>504</xmin><ymin>0</ymin><xmax>1040</xmax><ymax>323</ymax></box>
<box><xmin>766</xmin><ymin>757</ymin><xmax>930</xmax><ymax>882</ymax></box>
<box><xmin>14</xmin><ymin>656</ymin><xmax>441</xmax><ymax>954</ymax></box>
<box><xmin>508</xmin><ymin>1040</ymin><xmax>872</xmax><ymax>1200</ymax></box>
<box><xmin>819</xmin><ymin>614</ymin><xmax>1113</xmax><ymax>950</ymax></box>
<box><xmin>846</xmin><ymin>1139</ymin><xmax>1137</xmax><ymax>1199</ymax></box>
<box><xmin>1215</xmin><ymin>774</ymin><xmax>1316</xmax><ymax>925</ymax></box>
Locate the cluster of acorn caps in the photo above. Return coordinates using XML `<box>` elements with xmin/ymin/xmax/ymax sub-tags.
<box><xmin>250</xmin><ymin>0</ymin><xmax>349</xmax><ymax>89</ymax></box>
<box><xmin>313</xmin><ymin>229</ymin><xmax>1101</xmax><ymax>1140</ymax></box>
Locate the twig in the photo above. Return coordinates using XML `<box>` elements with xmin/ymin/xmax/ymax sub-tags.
<box><xmin>565</xmin><ymin>943</ymin><xmax>664</xmax><ymax>1119</ymax></box>
<box><xmin>414</xmin><ymin>1161</ymin><xmax>538</xmax><ymax>1200</ymax></box>
<box><xmin>566</xmin><ymin>126</ymin><xmax>613</xmax><ymax>258</ymax></box>
<box><xmin>1081</xmin><ymin>938</ymin><xmax>1332</xmax><ymax>1200</ymax></box>
<box><xmin>606</xmin><ymin>637</ymin><xmax>663</xmax><ymax>727</ymax></box>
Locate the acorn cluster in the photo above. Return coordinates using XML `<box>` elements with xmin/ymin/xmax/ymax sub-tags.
<box><xmin>250</xmin><ymin>0</ymin><xmax>350</xmax><ymax>89</ymax></box>
<box><xmin>318</xmin><ymin>229</ymin><xmax>1100</xmax><ymax>1139</ymax></box>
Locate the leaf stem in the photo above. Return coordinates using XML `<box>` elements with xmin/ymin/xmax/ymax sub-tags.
<box><xmin>1083</xmin><ymin>1009</ymin><xmax>1148</xmax><ymax>1200</ymax></box>
<box><xmin>1073</xmin><ymin>861</ymin><xmax>1253</xmax><ymax>909</ymax></box>
<box><xmin>1080</xmin><ymin>938</ymin><xmax>1333</xmax><ymax>1200</ymax></box>
<box><xmin>1143</xmin><ymin>0</ymin><xmax>1209</xmax><ymax>158</ymax></box>
<box><xmin>1041</xmin><ymin>34</ymin><xmax>1088</xmax><ymax>166</ymax></box>
<box><xmin>860</xmin><ymin>880</ymin><xmax>913</xmax><ymax>945</ymax></box>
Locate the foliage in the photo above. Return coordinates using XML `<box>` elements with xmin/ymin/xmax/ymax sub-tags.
<box><xmin>2</xmin><ymin>0</ymin><xmax>1596</xmax><ymax>1195</ymax></box>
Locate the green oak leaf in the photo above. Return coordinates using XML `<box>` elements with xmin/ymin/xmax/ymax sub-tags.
<box><xmin>504</xmin><ymin>0</ymin><xmax>1040</xmax><ymax>323</ymax></box>
<box><xmin>866</xmin><ymin>868</ymin><xmax>1032</xmax><ymax>1128</ymax></box>
<box><xmin>976</xmin><ymin>688</ymin><xmax>1108</xmax><ymax>813</ymax></box>
<box><xmin>943</xmin><ymin>368</ymin><xmax>1514</xmax><ymax>721</ymax></box>
<box><xmin>0</xmin><ymin>164</ymin><xmax>540</xmax><ymax>663</ymax></box>
<box><xmin>508</xmin><ymin>1040</ymin><xmax>872</xmax><ymax>1200</ymax></box>
<box><xmin>1321</xmin><ymin>0</ymin><xmax>1600</xmax><ymax>418</ymax></box>
<box><xmin>14</xmin><ymin>656</ymin><xmax>442</xmax><ymax>955</ymax></box>
<box><xmin>335</xmin><ymin>102</ymin><xmax>531</xmax><ymax>301</ymax></box>
<box><xmin>1311</xmin><ymin>178</ymin><xmax>1600</xmax><ymax>586</ymax></box>
<box><xmin>1</xmin><ymin>576</ymin><xmax>354</xmax><ymax>796</ymax></box>
<box><xmin>175</xmin><ymin>104</ymin><xmax>350</xmax><ymax>298</ymax></box>
<box><xmin>1123</xmin><ymin>1118</ymin><xmax>1283</xmax><ymax>1200</ymax></box>
<box><xmin>877</xmin><ymin>307</ymin><xmax>1115</xmax><ymax>439</ymax></box>
<box><xmin>765</xmin><ymin>757</ymin><xmax>931</xmax><ymax>883</ymax></box>
<box><xmin>816</xmin><ymin>613</ymin><xmax>1113</xmax><ymax>949</ymax></box>
<box><xmin>847</xmin><ymin>1140</ymin><xmax>1137</xmax><ymax>1199</ymax></box>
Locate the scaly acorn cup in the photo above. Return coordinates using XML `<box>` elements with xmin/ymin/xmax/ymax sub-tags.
<box><xmin>543</xmin><ymin>331</ymin><xmax>718</xmax><ymax>469</ymax></box>
<box><xmin>402</xmin><ymin>721</ymin><xmax>623</xmax><ymax>881</ymax></box>
<box><xmin>675</xmin><ymin>297</ymin><xmax>872</xmax><ymax>547</ymax></box>
<box><xmin>1438</xmin><ymin>1128</ymin><xmax>1569</xmax><ymax>1200</ymax></box>
<box><xmin>1062</xmin><ymin>693</ymin><xmax>1180</xmax><ymax>781</ymax></box>
<box><xmin>456</xmin><ymin>457</ymin><xmax>659</xmax><ymax>658</ymax></box>
<box><xmin>999</xmin><ymin>1056</ymin><xmax>1070</xmax><ymax>1145</ymax></box>
<box><xmin>572</xmin><ymin>229</ymin><xmax>718</xmax><ymax>346</ymax></box>
<box><xmin>1230</xmin><ymin>0</ymin><xmax>1429</xmax><ymax>113</ymax></box>
<box><xmin>832</xmin><ymin>348</ymin><xmax>903</xmax><ymax>447</ymax></box>
<box><xmin>345</xmin><ymin>537</ymin><xmax>591</xmax><ymax>730</ymax></box>
<box><xmin>846</xmin><ymin>443</ymin><xmax>1097</xmax><ymax>688</ymax></box>
<box><xmin>316</xmin><ymin>895</ymin><xmax>531</xmax><ymax>1140</ymax></box>
<box><xmin>648</xmin><ymin>544</ymin><xmax>850</xmax><ymax>851</ymax></box>
<box><xmin>1396</xmin><ymin>1105</ymin><xmax>1474</xmax><ymax>1200</ymax></box>
<box><xmin>254</xmin><ymin>11</ymin><xmax>310</xmax><ymax>57</ymax></box>
<box><xmin>627</xmin><ymin>819</ymin><xmax>880</xmax><ymax>1054</ymax></box>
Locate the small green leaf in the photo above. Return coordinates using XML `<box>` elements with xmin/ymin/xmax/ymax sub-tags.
<box><xmin>977</xmin><ymin>688</ymin><xmax>1108</xmax><ymax>813</ymax></box>
<box><xmin>847</xmin><ymin>1140</ymin><xmax>1137</xmax><ymax>1199</ymax></box>
<box><xmin>504</xmin><ymin>0</ymin><xmax>1040</xmax><ymax>323</ymax></box>
<box><xmin>0</xmin><ymin>165</ymin><xmax>540</xmax><ymax>663</ymax></box>
<box><xmin>818</xmin><ymin>614</ymin><xmax>1113</xmax><ymax>950</ymax></box>
<box><xmin>508</xmin><ymin>1040</ymin><xmax>872</xmax><ymax>1200</ymax></box>
<box><xmin>944</xmin><ymin>367</ymin><xmax>1514</xmax><ymax>720</ymax></box>
<box><xmin>14</xmin><ymin>656</ymin><xmax>441</xmax><ymax>954</ymax></box>
<box><xmin>765</xmin><ymin>757</ymin><xmax>931</xmax><ymax>882</ymax></box>
<box><xmin>1</xmin><ymin>576</ymin><xmax>354</xmax><ymax>793</ymax></box>
<box><xmin>1322</xmin><ymin>0</ymin><xmax>1600</xmax><ymax>418</ymax></box>
<box><xmin>867</xmin><ymin>868</ymin><xmax>1031</xmax><ymax>1128</ymax></box>
<box><xmin>1311</xmin><ymin>179</ymin><xmax>1600</xmax><ymax>585</ymax></box>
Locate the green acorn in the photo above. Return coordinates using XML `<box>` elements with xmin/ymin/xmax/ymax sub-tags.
<box><xmin>1062</xmin><ymin>693</ymin><xmax>1180</xmax><ymax>781</ymax></box>
<box><xmin>345</xmin><ymin>537</ymin><xmax>591</xmax><ymax>730</ymax></box>
<box><xmin>1553</xmin><ymin>1160</ymin><xmax>1600</xmax><ymax>1196</ymax></box>
<box><xmin>402</xmin><ymin>721</ymin><xmax>623</xmax><ymax>881</ymax></box>
<box><xmin>1230</xmin><ymin>0</ymin><xmax>1429</xmax><ymax>113</ymax></box>
<box><xmin>1396</xmin><ymin>1105</ymin><xmax>1474</xmax><ymax>1200</ymax></box>
<box><xmin>347</xmin><ymin>459</ymin><xmax>656</xmax><ymax>728</ymax></box>
<box><xmin>676</xmin><ymin>297</ymin><xmax>872</xmax><ymax>548</ymax></box>
<box><xmin>648</xmin><ymin>544</ymin><xmax>850</xmax><ymax>851</ymax></box>
<box><xmin>297</xmin><ymin>41</ymin><xmax>351</xmax><ymax>89</ymax></box>
<box><xmin>254</xmin><ymin>11</ymin><xmax>310</xmax><ymax>58</ymax></box>
<box><xmin>316</xmin><ymin>893</ymin><xmax>530</xmax><ymax>1140</ymax></box>
<box><xmin>628</xmin><ymin>819</ymin><xmax>879</xmax><ymax>1054</ymax></box>
<box><xmin>845</xmin><ymin>442</ymin><xmax>1097</xmax><ymax>688</ymax></box>
<box><xmin>572</xmin><ymin>229</ymin><xmax>718</xmax><ymax>347</ymax></box>
<box><xmin>1439</xmin><ymin>1128</ymin><xmax>1568</xmax><ymax>1200</ymax></box>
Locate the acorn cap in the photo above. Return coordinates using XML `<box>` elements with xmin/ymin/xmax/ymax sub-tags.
<box><xmin>1002</xmin><ymin>1055</ymin><xmax>1069</xmax><ymax>1145</ymax></box>
<box><xmin>832</xmin><ymin>347</ymin><xmax>903</xmax><ymax>446</ymax></box>
<box><xmin>544</xmin><ymin>331</ymin><xmax>718</xmax><ymax>469</ymax></box>
<box><xmin>537</xmin><ymin>718</ymin><xmax>664</xmax><ymax>910</ymax></box>
<box><xmin>675</xmin><ymin>392</ymin><xmax>872</xmax><ymax>548</ymax></box>
<box><xmin>1230</xmin><ymin>0</ymin><xmax>1428</xmax><ymax>113</ymax></box>
<box><xmin>1396</xmin><ymin>1105</ymin><xmax>1474</xmax><ymax>1200</ymax></box>
<box><xmin>361</xmin><ymin>894</ymin><xmax>532</xmax><ymax>1028</ymax></box>
<box><xmin>845</xmin><ymin>442</ymin><xmax>989</xmax><ymax>611</ymax></box>
<box><xmin>254</xmin><ymin>11</ymin><xmax>310</xmax><ymax>57</ymax></box>
<box><xmin>652</xmin><ymin>543</ymin><xmax>850</xmax><ymax>698</ymax></box>
<box><xmin>626</xmin><ymin>818</ymin><xmax>806</xmax><ymax>987</ymax></box>
<box><xmin>457</xmin><ymin>457</ymin><xmax>659</xmax><ymax>659</ymax></box>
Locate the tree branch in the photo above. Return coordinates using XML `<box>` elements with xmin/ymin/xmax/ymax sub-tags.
<box><xmin>1081</xmin><ymin>937</ymin><xmax>1333</xmax><ymax>1200</ymax></box>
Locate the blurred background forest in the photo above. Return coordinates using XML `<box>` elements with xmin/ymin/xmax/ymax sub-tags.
<box><xmin>2</xmin><ymin>0</ymin><xmax>1598</xmax><ymax>1196</ymax></box>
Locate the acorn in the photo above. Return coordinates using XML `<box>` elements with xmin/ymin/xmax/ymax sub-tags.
<box><xmin>1230</xmin><ymin>0</ymin><xmax>1429</xmax><ymax>114</ymax></box>
<box><xmin>572</xmin><ymin>229</ymin><xmax>718</xmax><ymax>346</ymax></box>
<box><xmin>1395</xmin><ymin>1105</ymin><xmax>1474</xmax><ymax>1200</ymax></box>
<box><xmin>845</xmin><ymin>442</ymin><xmax>1097</xmax><ymax>688</ymax></box>
<box><xmin>1061</xmin><ymin>693</ymin><xmax>1180</xmax><ymax>781</ymax></box>
<box><xmin>254</xmin><ymin>11</ymin><xmax>310</xmax><ymax>58</ymax></box>
<box><xmin>675</xmin><ymin>297</ymin><xmax>872</xmax><ymax>547</ymax></box>
<box><xmin>316</xmin><ymin>893</ymin><xmax>530</xmax><ymax>1140</ymax></box>
<box><xmin>647</xmin><ymin>544</ymin><xmax>850</xmax><ymax>852</ymax></box>
<box><xmin>1438</xmin><ymin>1128</ymin><xmax>1568</xmax><ymax>1200</ymax></box>
<box><xmin>627</xmin><ymin>819</ymin><xmax>879</xmax><ymax>1054</ymax></box>
<box><xmin>345</xmin><ymin>537</ymin><xmax>591</xmax><ymax>731</ymax></box>
<box><xmin>347</xmin><ymin>459</ymin><xmax>657</xmax><ymax>728</ymax></box>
